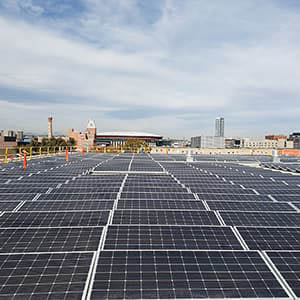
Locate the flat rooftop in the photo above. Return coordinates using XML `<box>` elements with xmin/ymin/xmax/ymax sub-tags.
<box><xmin>0</xmin><ymin>153</ymin><xmax>299</xmax><ymax>299</ymax></box>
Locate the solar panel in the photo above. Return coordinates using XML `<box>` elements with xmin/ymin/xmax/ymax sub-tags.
<box><xmin>19</xmin><ymin>200</ymin><xmax>114</xmax><ymax>211</ymax></box>
<box><xmin>90</xmin><ymin>250</ymin><xmax>288</xmax><ymax>299</ymax></box>
<box><xmin>0</xmin><ymin>211</ymin><xmax>110</xmax><ymax>227</ymax></box>
<box><xmin>37</xmin><ymin>193</ymin><xmax>118</xmax><ymax>201</ymax></box>
<box><xmin>0</xmin><ymin>227</ymin><xmax>103</xmax><ymax>252</ymax></box>
<box><xmin>120</xmin><ymin>192</ymin><xmax>196</xmax><ymax>200</ymax></box>
<box><xmin>2</xmin><ymin>153</ymin><xmax>300</xmax><ymax>299</ymax></box>
<box><xmin>0</xmin><ymin>201</ymin><xmax>22</xmax><ymax>211</ymax></box>
<box><xmin>112</xmin><ymin>210</ymin><xmax>220</xmax><ymax>225</ymax></box>
<box><xmin>190</xmin><ymin>188</ymin><xmax>256</xmax><ymax>194</ymax></box>
<box><xmin>197</xmin><ymin>193</ymin><xmax>272</xmax><ymax>201</ymax></box>
<box><xmin>255</xmin><ymin>188</ymin><xmax>300</xmax><ymax>195</ymax></box>
<box><xmin>272</xmin><ymin>195</ymin><xmax>300</xmax><ymax>202</ymax></box>
<box><xmin>267</xmin><ymin>251</ymin><xmax>300</xmax><ymax>297</ymax></box>
<box><xmin>0</xmin><ymin>252</ymin><xmax>93</xmax><ymax>299</ymax></box>
<box><xmin>0</xmin><ymin>187</ymin><xmax>50</xmax><ymax>194</ymax></box>
<box><xmin>206</xmin><ymin>201</ymin><xmax>295</xmax><ymax>212</ymax></box>
<box><xmin>122</xmin><ymin>187</ymin><xmax>188</xmax><ymax>193</ymax></box>
<box><xmin>117</xmin><ymin>199</ymin><xmax>205</xmax><ymax>210</ymax></box>
<box><xmin>220</xmin><ymin>211</ymin><xmax>300</xmax><ymax>227</ymax></box>
<box><xmin>51</xmin><ymin>187</ymin><xmax>120</xmax><ymax>193</ymax></box>
<box><xmin>104</xmin><ymin>225</ymin><xmax>243</xmax><ymax>250</ymax></box>
<box><xmin>237</xmin><ymin>227</ymin><xmax>300</xmax><ymax>250</ymax></box>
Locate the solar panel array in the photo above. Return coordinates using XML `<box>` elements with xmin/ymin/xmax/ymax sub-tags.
<box><xmin>0</xmin><ymin>153</ymin><xmax>300</xmax><ymax>299</ymax></box>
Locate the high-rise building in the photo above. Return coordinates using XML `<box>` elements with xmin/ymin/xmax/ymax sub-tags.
<box><xmin>48</xmin><ymin>117</ymin><xmax>53</xmax><ymax>138</ymax></box>
<box><xmin>215</xmin><ymin>117</ymin><xmax>224</xmax><ymax>137</ymax></box>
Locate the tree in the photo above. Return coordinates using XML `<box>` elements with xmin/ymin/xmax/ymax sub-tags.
<box><xmin>68</xmin><ymin>137</ymin><xmax>76</xmax><ymax>147</ymax></box>
<box><xmin>41</xmin><ymin>138</ymin><xmax>49</xmax><ymax>146</ymax></box>
<box><xmin>124</xmin><ymin>139</ymin><xmax>147</xmax><ymax>150</ymax></box>
<box><xmin>29</xmin><ymin>138</ymin><xmax>41</xmax><ymax>147</ymax></box>
<box><xmin>56</xmin><ymin>138</ymin><xmax>67</xmax><ymax>147</ymax></box>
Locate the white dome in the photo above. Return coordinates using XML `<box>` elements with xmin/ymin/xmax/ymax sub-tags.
<box><xmin>87</xmin><ymin>120</ymin><xmax>96</xmax><ymax>129</ymax></box>
<box><xmin>97</xmin><ymin>131</ymin><xmax>162</xmax><ymax>138</ymax></box>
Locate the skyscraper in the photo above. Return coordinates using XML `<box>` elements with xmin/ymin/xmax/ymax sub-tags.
<box><xmin>48</xmin><ymin>117</ymin><xmax>53</xmax><ymax>138</ymax></box>
<box><xmin>215</xmin><ymin>117</ymin><xmax>224</xmax><ymax>137</ymax></box>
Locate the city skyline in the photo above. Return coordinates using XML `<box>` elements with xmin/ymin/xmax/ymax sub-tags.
<box><xmin>1</xmin><ymin>1</ymin><xmax>300</xmax><ymax>138</ymax></box>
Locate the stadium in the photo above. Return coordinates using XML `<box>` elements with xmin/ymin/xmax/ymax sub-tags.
<box><xmin>95</xmin><ymin>131</ymin><xmax>163</xmax><ymax>147</ymax></box>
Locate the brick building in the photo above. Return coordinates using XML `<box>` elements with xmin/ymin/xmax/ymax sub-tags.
<box><xmin>69</xmin><ymin>120</ymin><xmax>97</xmax><ymax>148</ymax></box>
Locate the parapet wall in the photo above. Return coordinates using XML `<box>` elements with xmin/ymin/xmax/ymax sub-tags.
<box><xmin>151</xmin><ymin>147</ymin><xmax>274</xmax><ymax>155</ymax></box>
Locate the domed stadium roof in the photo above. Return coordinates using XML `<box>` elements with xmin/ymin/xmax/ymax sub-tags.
<box><xmin>97</xmin><ymin>131</ymin><xmax>162</xmax><ymax>138</ymax></box>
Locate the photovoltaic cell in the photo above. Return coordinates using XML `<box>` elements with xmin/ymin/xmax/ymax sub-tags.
<box><xmin>90</xmin><ymin>250</ymin><xmax>288</xmax><ymax>299</ymax></box>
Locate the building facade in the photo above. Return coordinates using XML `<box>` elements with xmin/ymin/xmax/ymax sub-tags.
<box><xmin>243</xmin><ymin>139</ymin><xmax>293</xmax><ymax>149</ymax></box>
<box><xmin>288</xmin><ymin>133</ymin><xmax>300</xmax><ymax>149</ymax></box>
<box><xmin>0</xmin><ymin>131</ymin><xmax>17</xmax><ymax>148</ymax></box>
<box><xmin>225</xmin><ymin>138</ymin><xmax>242</xmax><ymax>149</ymax></box>
<box><xmin>191</xmin><ymin>136</ymin><xmax>225</xmax><ymax>148</ymax></box>
<box><xmin>265</xmin><ymin>135</ymin><xmax>287</xmax><ymax>140</ymax></box>
<box><xmin>215</xmin><ymin>117</ymin><xmax>225</xmax><ymax>137</ymax></box>
<box><xmin>69</xmin><ymin>119</ymin><xmax>97</xmax><ymax>148</ymax></box>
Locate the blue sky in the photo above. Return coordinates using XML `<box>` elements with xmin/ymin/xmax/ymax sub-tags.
<box><xmin>1</xmin><ymin>0</ymin><xmax>300</xmax><ymax>138</ymax></box>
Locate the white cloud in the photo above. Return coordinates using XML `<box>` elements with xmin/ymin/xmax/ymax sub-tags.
<box><xmin>1</xmin><ymin>0</ymin><xmax>300</xmax><ymax>137</ymax></box>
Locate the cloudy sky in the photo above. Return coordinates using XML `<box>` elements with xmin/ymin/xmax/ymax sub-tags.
<box><xmin>1</xmin><ymin>0</ymin><xmax>300</xmax><ymax>138</ymax></box>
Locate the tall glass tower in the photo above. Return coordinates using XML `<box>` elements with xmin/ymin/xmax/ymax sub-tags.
<box><xmin>215</xmin><ymin>117</ymin><xmax>224</xmax><ymax>137</ymax></box>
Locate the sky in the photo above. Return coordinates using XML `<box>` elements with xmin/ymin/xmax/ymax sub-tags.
<box><xmin>1</xmin><ymin>0</ymin><xmax>300</xmax><ymax>138</ymax></box>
